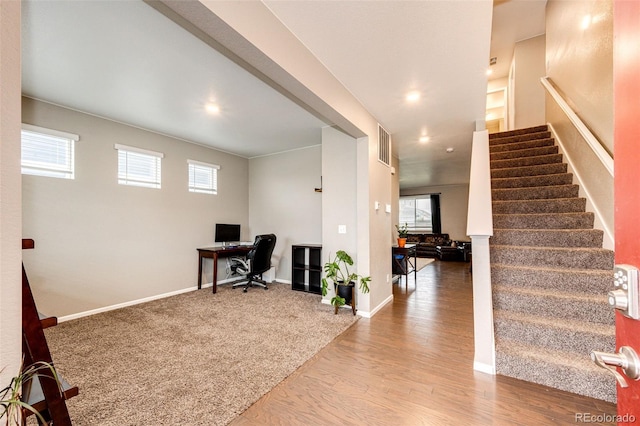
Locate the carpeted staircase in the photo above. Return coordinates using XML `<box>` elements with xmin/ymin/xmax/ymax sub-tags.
<box><xmin>489</xmin><ymin>125</ymin><xmax>616</xmax><ymax>403</ymax></box>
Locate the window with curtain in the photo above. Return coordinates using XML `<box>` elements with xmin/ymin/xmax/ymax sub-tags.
<box><xmin>115</xmin><ymin>144</ymin><xmax>163</xmax><ymax>189</ymax></box>
<box><xmin>188</xmin><ymin>159</ymin><xmax>219</xmax><ymax>194</ymax></box>
<box><xmin>21</xmin><ymin>124</ymin><xmax>78</xmax><ymax>179</ymax></box>
<box><xmin>399</xmin><ymin>194</ymin><xmax>442</xmax><ymax>233</ymax></box>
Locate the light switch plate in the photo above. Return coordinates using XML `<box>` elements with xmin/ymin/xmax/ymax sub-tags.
<box><xmin>338</xmin><ymin>225</ymin><xmax>346</xmax><ymax>234</ymax></box>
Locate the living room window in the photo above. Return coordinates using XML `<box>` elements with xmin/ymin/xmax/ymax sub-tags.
<box><xmin>188</xmin><ymin>159</ymin><xmax>219</xmax><ymax>194</ymax></box>
<box><xmin>21</xmin><ymin>124</ymin><xmax>78</xmax><ymax>180</ymax></box>
<box><xmin>115</xmin><ymin>144</ymin><xmax>163</xmax><ymax>189</ymax></box>
<box><xmin>399</xmin><ymin>194</ymin><xmax>442</xmax><ymax>233</ymax></box>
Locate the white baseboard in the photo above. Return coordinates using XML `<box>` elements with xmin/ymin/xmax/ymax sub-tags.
<box><xmin>473</xmin><ymin>361</ymin><xmax>496</xmax><ymax>375</ymax></box>
<box><xmin>58</xmin><ymin>285</ymin><xmax>203</xmax><ymax>323</ymax></box>
<box><xmin>358</xmin><ymin>294</ymin><xmax>394</xmax><ymax>318</ymax></box>
<box><xmin>59</xmin><ymin>277</ymin><xmax>292</xmax><ymax>323</ymax></box>
<box><xmin>321</xmin><ymin>293</ymin><xmax>394</xmax><ymax>318</ymax></box>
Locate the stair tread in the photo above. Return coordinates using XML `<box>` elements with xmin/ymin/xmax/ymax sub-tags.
<box><xmin>489</xmin><ymin>138</ymin><xmax>555</xmax><ymax>154</ymax></box>
<box><xmin>496</xmin><ymin>340</ymin><xmax>611</xmax><ymax>373</ymax></box>
<box><xmin>491</xmin><ymin>244</ymin><xmax>611</xmax><ymax>251</ymax></box>
<box><xmin>491</xmin><ymin>153</ymin><xmax>564</xmax><ymax>169</ymax></box>
<box><xmin>491</xmin><ymin>228</ymin><xmax>604</xmax><ymax>248</ymax></box>
<box><xmin>494</xmin><ymin>309</ymin><xmax>614</xmax><ymax>336</ymax></box>
<box><xmin>494</xmin><ymin>283</ymin><xmax>607</xmax><ymax>303</ymax></box>
<box><xmin>491</xmin><ymin>263</ymin><xmax>612</xmax><ymax>275</ymax></box>
<box><xmin>495</xmin><ymin>340</ymin><xmax>616</xmax><ymax>403</ymax></box>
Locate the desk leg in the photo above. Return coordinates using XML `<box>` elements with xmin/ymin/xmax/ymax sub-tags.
<box><xmin>212</xmin><ymin>254</ymin><xmax>218</xmax><ymax>294</ymax></box>
<box><xmin>413</xmin><ymin>251</ymin><xmax>417</xmax><ymax>282</ymax></box>
<box><xmin>198</xmin><ymin>253</ymin><xmax>203</xmax><ymax>289</ymax></box>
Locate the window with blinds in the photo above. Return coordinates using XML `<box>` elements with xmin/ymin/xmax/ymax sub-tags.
<box><xmin>188</xmin><ymin>160</ymin><xmax>219</xmax><ymax>194</ymax></box>
<box><xmin>115</xmin><ymin>144</ymin><xmax>163</xmax><ymax>189</ymax></box>
<box><xmin>21</xmin><ymin>124</ymin><xmax>78</xmax><ymax>179</ymax></box>
<box><xmin>399</xmin><ymin>194</ymin><xmax>442</xmax><ymax>234</ymax></box>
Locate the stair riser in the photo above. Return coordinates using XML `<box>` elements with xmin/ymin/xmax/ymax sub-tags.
<box><xmin>496</xmin><ymin>351</ymin><xmax>616</xmax><ymax>403</ymax></box>
<box><xmin>493</xmin><ymin>291</ymin><xmax>614</xmax><ymax>325</ymax></box>
<box><xmin>491</xmin><ymin>173</ymin><xmax>573</xmax><ymax>189</ymax></box>
<box><xmin>493</xmin><ymin>213</ymin><xmax>595</xmax><ymax>230</ymax></box>
<box><xmin>491</xmin><ymin>163</ymin><xmax>567</xmax><ymax>179</ymax></box>
<box><xmin>489</xmin><ymin>125</ymin><xmax>549</xmax><ymax>140</ymax></box>
<box><xmin>490</xmin><ymin>246</ymin><xmax>614</xmax><ymax>269</ymax></box>
<box><xmin>495</xmin><ymin>319</ymin><xmax>615</xmax><ymax>356</ymax></box>
<box><xmin>491</xmin><ymin>229</ymin><xmax>603</xmax><ymax>248</ymax></box>
<box><xmin>491</xmin><ymin>265</ymin><xmax>611</xmax><ymax>295</ymax></box>
<box><xmin>493</xmin><ymin>198</ymin><xmax>586</xmax><ymax>214</ymax></box>
<box><xmin>492</xmin><ymin>185</ymin><xmax>579</xmax><ymax>201</ymax></box>
<box><xmin>490</xmin><ymin>145</ymin><xmax>558</xmax><ymax>161</ymax></box>
<box><xmin>489</xmin><ymin>131</ymin><xmax>552</xmax><ymax>145</ymax></box>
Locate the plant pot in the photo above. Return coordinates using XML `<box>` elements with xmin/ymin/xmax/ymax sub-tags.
<box><xmin>398</xmin><ymin>237</ymin><xmax>407</xmax><ymax>248</ymax></box>
<box><xmin>334</xmin><ymin>281</ymin><xmax>356</xmax><ymax>315</ymax></box>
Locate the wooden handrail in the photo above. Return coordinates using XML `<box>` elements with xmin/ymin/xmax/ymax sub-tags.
<box><xmin>541</xmin><ymin>76</ymin><xmax>614</xmax><ymax>176</ymax></box>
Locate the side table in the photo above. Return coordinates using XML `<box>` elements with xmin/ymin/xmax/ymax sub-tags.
<box><xmin>392</xmin><ymin>244</ymin><xmax>417</xmax><ymax>287</ymax></box>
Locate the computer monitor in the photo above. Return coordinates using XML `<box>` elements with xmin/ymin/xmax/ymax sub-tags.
<box><xmin>215</xmin><ymin>223</ymin><xmax>241</xmax><ymax>245</ymax></box>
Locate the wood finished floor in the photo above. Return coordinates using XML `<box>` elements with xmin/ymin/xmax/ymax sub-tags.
<box><xmin>231</xmin><ymin>261</ymin><xmax>617</xmax><ymax>426</ymax></box>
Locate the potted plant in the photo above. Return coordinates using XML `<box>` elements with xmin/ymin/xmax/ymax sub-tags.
<box><xmin>321</xmin><ymin>250</ymin><xmax>371</xmax><ymax>315</ymax></box>
<box><xmin>396</xmin><ymin>223</ymin><xmax>409</xmax><ymax>247</ymax></box>
<box><xmin>1</xmin><ymin>360</ymin><xmax>61</xmax><ymax>425</ymax></box>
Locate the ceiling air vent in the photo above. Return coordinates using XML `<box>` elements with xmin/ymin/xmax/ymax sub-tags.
<box><xmin>378</xmin><ymin>124</ymin><xmax>391</xmax><ymax>166</ymax></box>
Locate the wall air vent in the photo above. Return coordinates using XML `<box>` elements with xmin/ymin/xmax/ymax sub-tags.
<box><xmin>378</xmin><ymin>124</ymin><xmax>391</xmax><ymax>166</ymax></box>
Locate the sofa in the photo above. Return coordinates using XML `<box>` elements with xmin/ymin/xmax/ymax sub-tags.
<box><xmin>406</xmin><ymin>233</ymin><xmax>451</xmax><ymax>258</ymax></box>
<box><xmin>436</xmin><ymin>241</ymin><xmax>472</xmax><ymax>261</ymax></box>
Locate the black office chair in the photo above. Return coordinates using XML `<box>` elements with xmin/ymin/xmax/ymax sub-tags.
<box><xmin>231</xmin><ymin>234</ymin><xmax>277</xmax><ymax>292</ymax></box>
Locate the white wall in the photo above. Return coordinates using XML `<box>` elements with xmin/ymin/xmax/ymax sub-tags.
<box><xmin>249</xmin><ymin>144</ymin><xmax>322</xmax><ymax>282</ymax></box>
<box><xmin>513</xmin><ymin>34</ymin><xmax>546</xmax><ymax>129</ymax></box>
<box><xmin>22</xmin><ymin>98</ymin><xmax>249</xmax><ymax>317</ymax></box>
<box><xmin>401</xmin><ymin>184</ymin><xmax>470</xmax><ymax>241</ymax></box>
<box><xmin>322</xmin><ymin>126</ymin><xmax>358</xmax><ymax>298</ymax></box>
<box><xmin>0</xmin><ymin>0</ymin><xmax>23</xmax><ymax>386</ymax></box>
<box><xmin>544</xmin><ymin>0</ymin><xmax>614</xmax><ymax>248</ymax></box>
<box><xmin>546</xmin><ymin>0</ymin><xmax>613</xmax><ymax>154</ymax></box>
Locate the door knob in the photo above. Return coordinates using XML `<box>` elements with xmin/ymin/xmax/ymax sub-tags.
<box><xmin>590</xmin><ymin>346</ymin><xmax>640</xmax><ymax>388</ymax></box>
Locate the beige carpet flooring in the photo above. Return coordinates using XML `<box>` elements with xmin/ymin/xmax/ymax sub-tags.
<box><xmin>41</xmin><ymin>283</ymin><xmax>358</xmax><ymax>425</ymax></box>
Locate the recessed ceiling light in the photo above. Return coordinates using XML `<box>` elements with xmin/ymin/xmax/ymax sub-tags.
<box><xmin>205</xmin><ymin>103</ymin><xmax>220</xmax><ymax>114</ymax></box>
<box><xmin>419</xmin><ymin>136</ymin><xmax>430</xmax><ymax>143</ymax></box>
<box><xmin>446</xmin><ymin>147</ymin><xmax>454</xmax><ymax>153</ymax></box>
<box><xmin>405</xmin><ymin>91</ymin><xmax>421</xmax><ymax>103</ymax></box>
<box><xmin>486</xmin><ymin>69</ymin><xmax>493</xmax><ymax>76</ymax></box>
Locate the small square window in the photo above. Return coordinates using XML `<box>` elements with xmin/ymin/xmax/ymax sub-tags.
<box><xmin>188</xmin><ymin>160</ymin><xmax>219</xmax><ymax>194</ymax></box>
<box><xmin>115</xmin><ymin>144</ymin><xmax>163</xmax><ymax>189</ymax></box>
<box><xmin>21</xmin><ymin>124</ymin><xmax>78</xmax><ymax>179</ymax></box>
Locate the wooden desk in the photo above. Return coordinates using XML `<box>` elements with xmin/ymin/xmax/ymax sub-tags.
<box><xmin>392</xmin><ymin>244</ymin><xmax>417</xmax><ymax>286</ymax></box>
<box><xmin>197</xmin><ymin>246</ymin><xmax>252</xmax><ymax>293</ymax></box>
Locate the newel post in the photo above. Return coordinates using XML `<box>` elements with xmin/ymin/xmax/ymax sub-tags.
<box><xmin>467</xmin><ymin>129</ymin><xmax>495</xmax><ymax>374</ymax></box>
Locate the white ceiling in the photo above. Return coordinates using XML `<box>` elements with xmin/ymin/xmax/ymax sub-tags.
<box><xmin>21</xmin><ymin>0</ymin><xmax>546</xmax><ymax>190</ymax></box>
